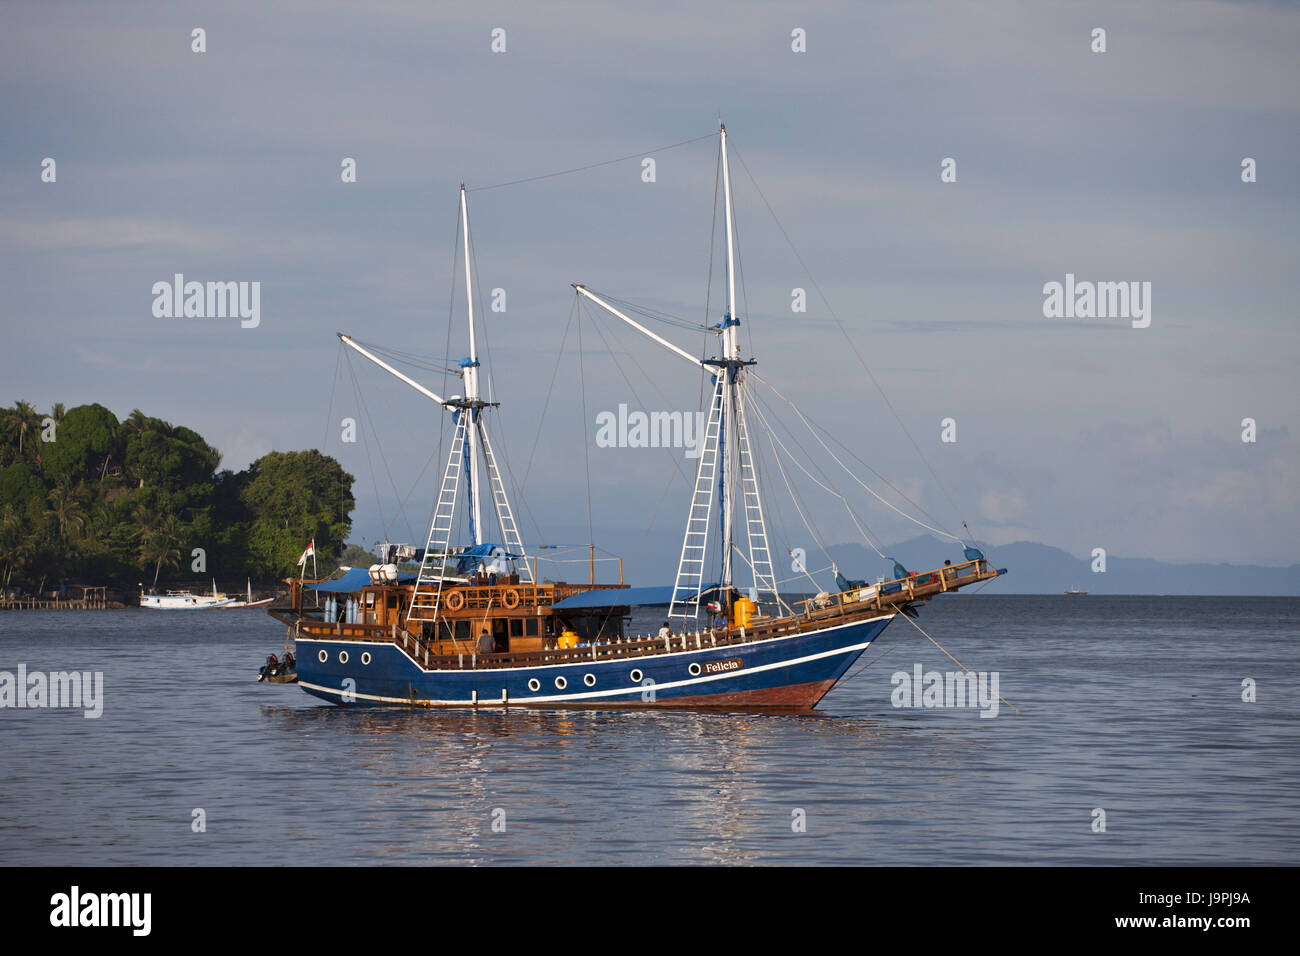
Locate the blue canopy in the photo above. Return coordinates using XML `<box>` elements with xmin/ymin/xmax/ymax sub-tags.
<box><xmin>307</xmin><ymin>567</ymin><xmax>419</xmax><ymax>593</ymax></box>
<box><xmin>551</xmin><ymin>583</ymin><xmax>721</xmax><ymax>611</ymax></box>
<box><xmin>453</xmin><ymin>542</ymin><xmax>522</xmax><ymax>573</ymax></box>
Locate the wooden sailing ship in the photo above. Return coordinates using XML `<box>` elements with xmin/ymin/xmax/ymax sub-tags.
<box><xmin>268</xmin><ymin>127</ymin><xmax>1005</xmax><ymax>708</ymax></box>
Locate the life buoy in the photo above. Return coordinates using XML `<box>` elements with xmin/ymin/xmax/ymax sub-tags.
<box><xmin>444</xmin><ymin>590</ymin><xmax>465</xmax><ymax>611</ymax></box>
<box><xmin>501</xmin><ymin>588</ymin><xmax>520</xmax><ymax>609</ymax></box>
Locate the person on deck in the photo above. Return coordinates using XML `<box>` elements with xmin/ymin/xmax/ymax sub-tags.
<box><xmin>477</xmin><ymin>628</ymin><xmax>494</xmax><ymax>655</ymax></box>
<box><xmin>657</xmin><ymin>622</ymin><xmax>672</xmax><ymax>640</ymax></box>
<box><xmin>712</xmin><ymin>611</ymin><xmax>728</xmax><ymax>632</ymax></box>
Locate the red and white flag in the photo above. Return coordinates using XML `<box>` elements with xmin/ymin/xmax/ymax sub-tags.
<box><xmin>297</xmin><ymin>538</ymin><xmax>316</xmax><ymax>567</ymax></box>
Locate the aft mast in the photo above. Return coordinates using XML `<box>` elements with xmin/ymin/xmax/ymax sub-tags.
<box><xmin>718</xmin><ymin>123</ymin><xmax>739</xmax><ymax>599</ymax></box>
<box><xmin>460</xmin><ymin>184</ymin><xmax>484</xmax><ymax>547</ymax></box>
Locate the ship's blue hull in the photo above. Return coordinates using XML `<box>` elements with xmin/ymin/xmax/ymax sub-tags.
<box><xmin>295</xmin><ymin>613</ymin><xmax>893</xmax><ymax>709</ymax></box>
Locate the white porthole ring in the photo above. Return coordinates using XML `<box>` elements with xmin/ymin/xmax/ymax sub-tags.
<box><xmin>555</xmin><ymin>676</ymin><xmax>568</xmax><ymax>690</ymax></box>
<box><xmin>629</xmin><ymin>669</ymin><xmax>643</xmax><ymax>683</ymax></box>
<box><xmin>528</xmin><ymin>678</ymin><xmax>540</xmax><ymax>692</ymax></box>
<box><xmin>584</xmin><ymin>674</ymin><xmax>596</xmax><ymax>687</ymax></box>
<box><xmin>688</xmin><ymin>662</ymin><xmax>701</xmax><ymax>676</ymax></box>
<box><xmin>317</xmin><ymin>650</ymin><xmax>327</xmax><ymax>663</ymax></box>
<box><xmin>361</xmin><ymin>652</ymin><xmax>371</xmax><ymax>665</ymax></box>
<box><xmin>339</xmin><ymin>651</ymin><xmax>349</xmax><ymax>664</ymax></box>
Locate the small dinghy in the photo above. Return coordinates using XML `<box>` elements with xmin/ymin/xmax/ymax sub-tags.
<box><xmin>257</xmin><ymin>652</ymin><xmax>298</xmax><ymax>684</ymax></box>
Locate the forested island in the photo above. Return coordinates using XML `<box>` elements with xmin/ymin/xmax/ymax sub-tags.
<box><xmin>0</xmin><ymin>400</ymin><xmax>354</xmax><ymax>595</ymax></box>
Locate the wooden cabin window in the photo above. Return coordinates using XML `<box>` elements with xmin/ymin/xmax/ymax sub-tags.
<box><xmin>525</xmin><ymin>619</ymin><xmax>538</xmax><ymax>636</ymax></box>
<box><xmin>510</xmin><ymin>619</ymin><xmax>523</xmax><ymax>637</ymax></box>
<box><xmin>442</xmin><ymin>620</ymin><xmax>471</xmax><ymax>641</ymax></box>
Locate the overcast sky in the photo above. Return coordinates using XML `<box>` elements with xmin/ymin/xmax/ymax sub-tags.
<box><xmin>3</xmin><ymin>0</ymin><xmax>1296</xmax><ymax>583</ymax></box>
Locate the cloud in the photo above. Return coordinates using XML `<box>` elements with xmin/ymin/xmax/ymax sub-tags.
<box><xmin>0</xmin><ymin>219</ymin><xmax>234</xmax><ymax>253</ymax></box>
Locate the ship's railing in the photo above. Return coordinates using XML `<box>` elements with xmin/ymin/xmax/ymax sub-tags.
<box><xmin>794</xmin><ymin>557</ymin><xmax>992</xmax><ymax>619</ymax></box>
<box><xmin>439</xmin><ymin>625</ymin><xmax>804</xmax><ymax>671</ymax></box>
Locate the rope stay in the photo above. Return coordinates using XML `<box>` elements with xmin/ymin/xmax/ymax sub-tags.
<box><xmin>744</xmin><ymin>380</ymin><xmax>886</xmax><ymax>561</ymax></box>
<box><xmin>728</xmin><ymin>142</ymin><xmax>984</xmax><ymax>558</ymax></box>
<box><xmin>469</xmin><ymin>131</ymin><xmax>716</xmax><ymax>193</ymax></box>
<box><xmin>750</xmin><ymin>372</ymin><xmax>965</xmax><ymax>547</ymax></box>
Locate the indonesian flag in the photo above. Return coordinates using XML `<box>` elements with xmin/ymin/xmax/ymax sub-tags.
<box><xmin>297</xmin><ymin>538</ymin><xmax>316</xmax><ymax>567</ymax></box>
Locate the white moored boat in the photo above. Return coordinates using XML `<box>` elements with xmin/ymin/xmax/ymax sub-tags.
<box><xmin>140</xmin><ymin>580</ymin><xmax>237</xmax><ymax>609</ymax></box>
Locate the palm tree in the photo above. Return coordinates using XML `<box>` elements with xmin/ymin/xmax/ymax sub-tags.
<box><xmin>0</xmin><ymin>503</ymin><xmax>23</xmax><ymax>590</ymax></box>
<box><xmin>11</xmin><ymin>400</ymin><xmax>38</xmax><ymax>460</ymax></box>
<box><xmin>0</xmin><ymin>409</ymin><xmax>15</xmax><ymax>465</ymax></box>
<box><xmin>122</xmin><ymin>410</ymin><xmax>150</xmax><ymax>488</ymax></box>
<box><xmin>47</xmin><ymin>481</ymin><xmax>87</xmax><ymax>540</ymax></box>
<box><xmin>137</xmin><ymin>513</ymin><xmax>183</xmax><ymax>590</ymax></box>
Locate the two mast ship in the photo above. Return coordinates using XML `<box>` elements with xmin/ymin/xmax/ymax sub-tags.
<box><xmin>268</xmin><ymin>125</ymin><xmax>1005</xmax><ymax>708</ymax></box>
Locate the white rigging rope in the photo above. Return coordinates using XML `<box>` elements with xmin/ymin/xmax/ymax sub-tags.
<box><xmin>729</xmin><ymin>142</ymin><xmax>981</xmax><ymax>553</ymax></box>
<box><xmin>743</xmin><ymin>381</ymin><xmax>887</xmax><ymax>563</ymax></box>
<box><xmin>749</xmin><ymin>372</ymin><xmax>965</xmax><ymax>546</ymax></box>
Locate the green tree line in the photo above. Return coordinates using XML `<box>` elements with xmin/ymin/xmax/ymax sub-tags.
<box><xmin>0</xmin><ymin>401</ymin><xmax>354</xmax><ymax>592</ymax></box>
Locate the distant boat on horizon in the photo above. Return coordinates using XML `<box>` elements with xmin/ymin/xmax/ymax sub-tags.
<box><xmin>1063</xmin><ymin>586</ymin><xmax>1088</xmax><ymax>595</ymax></box>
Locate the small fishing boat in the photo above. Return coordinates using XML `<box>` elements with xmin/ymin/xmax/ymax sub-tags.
<box><xmin>219</xmin><ymin>579</ymin><xmax>274</xmax><ymax>609</ymax></box>
<box><xmin>270</xmin><ymin>126</ymin><xmax>1005</xmax><ymax>709</ymax></box>
<box><xmin>140</xmin><ymin>580</ymin><xmax>236</xmax><ymax>609</ymax></box>
<box><xmin>1064</xmin><ymin>586</ymin><xmax>1088</xmax><ymax>595</ymax></box>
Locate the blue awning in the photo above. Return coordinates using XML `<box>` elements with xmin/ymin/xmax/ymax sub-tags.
<box><xmin>307</xmin><ymin>568</ymin><xmax>419</xmax><ymax>593</ymax></box>
<box><xmin>550</xmin><ymin>583</ymin><xmax>720</xmax><ymax>611</ymax></box>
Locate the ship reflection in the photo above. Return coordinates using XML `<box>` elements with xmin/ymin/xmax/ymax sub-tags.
<box><xmin>258</xmin><ymin>703</ymin><xmax>979</xmax><ymax>864</ymax></box>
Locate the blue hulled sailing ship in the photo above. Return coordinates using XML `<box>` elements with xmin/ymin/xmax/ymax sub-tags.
<box><xmin>269</xmin><ymin>126</ymin><xmax>1004</xmax><ymax>708</ymax></box>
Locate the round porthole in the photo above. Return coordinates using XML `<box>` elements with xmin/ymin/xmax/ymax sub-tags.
<box><xmin>528</xmin><ymin>678</ymin><xmax>540</xmax><ymax>692</ymax></box>
<box><xmin>361</xmin><ymin>652</ymin><xmax>371</xmax><ymax>665</ymax></box>
<box><xmin>339</xmin><ymin>651</ymin><xmax>349</xmax><ymax>664</ymax></box>
<box><xmin>584</xmin><ymin>673</ymin><xmax>596</xmax><ymax>687</ymax></box>
<box><xmin>629</xmin><ymin>669</ymin><xmax>643</xmax><ymax>683</ymax></box>
<box><xmin>554</xmin><ymin>676</ymin><xmax>567</xmax><ymax>690</ymax></box>
<box><xmin>688</xmin><ymin>662</ymin><xmax>701</xmax><ymax>676</ymax></box>
<box><xmin>317</xmin><ymin>650</ymin><xmax>327</xmax><ymax>663</ymax></box>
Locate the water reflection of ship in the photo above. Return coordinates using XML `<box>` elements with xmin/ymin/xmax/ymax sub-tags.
<box><xmin>257</xmin><ymin>703</ymin><xmax>1005</xmax><ymax>863</ymax></box>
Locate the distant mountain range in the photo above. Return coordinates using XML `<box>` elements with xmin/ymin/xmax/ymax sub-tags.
<box><xmin>814</xmin><ymin>536</ymin><xmax>1300</xmax><ymax>596</ymax></box>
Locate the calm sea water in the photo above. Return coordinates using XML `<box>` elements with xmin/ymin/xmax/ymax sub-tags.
<box><xmin>1</xmin><ymin>596</ymin><xmax>1296</xmax><ymax>865</ymax></box>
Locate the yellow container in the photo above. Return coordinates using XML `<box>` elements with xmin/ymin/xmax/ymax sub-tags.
<box><xmin>734</xmin><ymin>597</ymin><xmax>756</xmax><ymax>628</ymax></box>
<box><xmin>558</xmin><ymin>630</ymin><xmax>579</xmax><ymax>649</ymax></box>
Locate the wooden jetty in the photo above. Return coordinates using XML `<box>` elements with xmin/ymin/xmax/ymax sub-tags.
<box><xmin>0</xmin><ymin>586</ymin><xmax>110</xmax><ymax>610</ymax></box>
